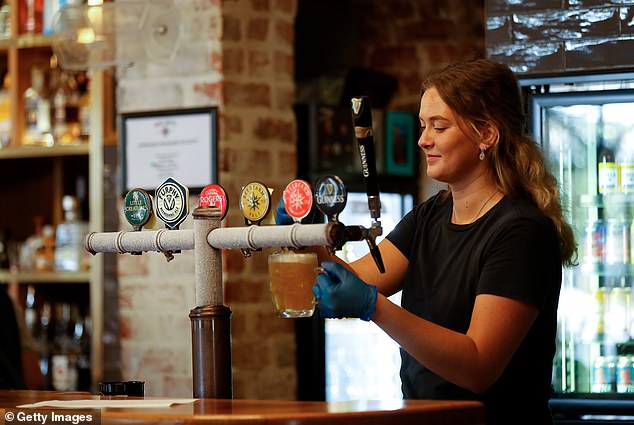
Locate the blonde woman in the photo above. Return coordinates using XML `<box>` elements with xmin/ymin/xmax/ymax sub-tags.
<box><xmin>304</xmin><ymin>59</ymin><xmax>577</xmax><ymax>425</ymax></box>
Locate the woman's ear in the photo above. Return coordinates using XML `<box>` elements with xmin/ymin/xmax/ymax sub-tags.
<box><xmin>480</xmin><ymin>123</ymin><xmax>499</xmax><ymax>150</ymax></box>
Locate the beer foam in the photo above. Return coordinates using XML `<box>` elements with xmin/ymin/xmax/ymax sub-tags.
<box><xmin>270</xmin><ymin>252</ymin><xmax>317</xmax><ymax>264</ymax></box>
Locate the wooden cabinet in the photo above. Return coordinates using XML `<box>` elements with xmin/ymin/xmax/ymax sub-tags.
<box><xmin>0</xmin><ymin>0</ymin><xmax>104</xmax><ymax>391</ymax></box>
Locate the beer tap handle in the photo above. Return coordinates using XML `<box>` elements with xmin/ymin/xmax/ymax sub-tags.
<box><xmin>351</xmin><ymin>96</ymin><xmax>385</xmax><ymax>273</ymax></box>
<box><xmin>365</xmin><ymin>235</ymin><xmax>385</xmax><ymax>274</ymax></box>
<box><xmin>351</xmin><ymin>96</ymin><xmax>381</xmax><ymax>222</ymax></box>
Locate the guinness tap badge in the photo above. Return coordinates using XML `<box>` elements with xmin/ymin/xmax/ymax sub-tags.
<box><xmin>155</xmin><ymin>177</ymin><xmax>190</xmax><ymax>229</ymax></box>
<box><xmin>239</xmin><ymin>181</ymin><xmax>272</xmax><ymax>225</ymax></box>
<box><xmin>314</xmin><ymin>175</ymin><xmax>347</xmax><ymax>222</ymax></box>
<box><xmin>124</xmin><ymin>188</ymin><xmax>153</xmax><ymax>231</ymax></box>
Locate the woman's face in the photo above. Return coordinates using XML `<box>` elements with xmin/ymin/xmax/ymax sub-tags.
<box><xmin>418</xmin><ymin>87</ymin><xmax>484</xmax><ymax>187</ymax></box>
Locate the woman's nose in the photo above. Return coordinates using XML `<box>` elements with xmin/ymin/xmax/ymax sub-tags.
<box><xmin>418</xmin><ymin>129</ymin><xmax>431</xmax><ymax>149</ymax></box>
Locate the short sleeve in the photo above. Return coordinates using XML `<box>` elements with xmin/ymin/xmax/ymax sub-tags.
<box><xmin>477</xmin><ymin>217</ymin><xmax>560</xmax><ymax>309</ymax></box>
<box><xmin>386</xmin><ymin>209</ymin><xmax>417</xmax><ymax>258</ymax></box>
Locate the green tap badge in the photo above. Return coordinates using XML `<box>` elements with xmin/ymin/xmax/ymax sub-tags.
<box><xmin>124</xmin><ymin>188</ymin><xmax>154</xmax><ymax>231</ymax></box>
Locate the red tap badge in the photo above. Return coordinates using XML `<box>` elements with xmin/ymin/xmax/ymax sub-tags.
<box><xmin>283</xmin><ymin>179</ymin><xmax>313</xmax><ymax>222</ymax></box>
<box><xmin>199</xmin><ymin>183</ymin><xmax>228</xmax><ymax>221</ymax></box>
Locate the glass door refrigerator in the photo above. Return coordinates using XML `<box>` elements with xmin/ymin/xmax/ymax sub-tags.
<box><xmin>521</xmin><ymin>71</ymin><xmax>634</xmax><ymax>424</ymax></box>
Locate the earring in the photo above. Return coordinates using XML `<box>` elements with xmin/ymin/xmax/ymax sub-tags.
<box><xmin>479</xmin><ymin>149</ymin><xmax>486</xmax><ymax>161</ymax></box>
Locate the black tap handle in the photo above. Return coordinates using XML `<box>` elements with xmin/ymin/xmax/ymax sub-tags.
<box><xmin>351</xmin><ymin>96</ymin><xmax>381</xmax><ymax>220</ymax></box>
<box><xmin>366</xmin><ymin>238</ymin><xmax>385</xmax><ymax>274</ymax></box>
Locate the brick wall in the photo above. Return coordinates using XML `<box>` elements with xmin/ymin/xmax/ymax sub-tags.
<box><xmin>355</xmin><ymin>0</ymin><xmax>484</xmax><ymax>198</ymax></box>
<box><xmin>113</xmin><ymin>0</ymin><xmax>484</xmax><ymax>400</ymax></box>
<box><xmin>487</xmin><ymin>0</ymin><xmax>634</xmax><ymax>74</ymax></box>
<box><xmin>116</xmin><ymin>0</ymin><xmax>298</xmax><ymax>399</ymax></box>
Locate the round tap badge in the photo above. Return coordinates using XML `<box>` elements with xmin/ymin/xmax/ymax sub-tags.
<box><xmin>239</xmin><ymin>181</ymin><xmax>271</xmax><ymax>224</ymax></box>
<box><xmin>283</xmin><ymin>179</ymin><xmax>313</xmax><ymax>222</ymax></box>
<box><xmin>124</xmin><ymin>188</ymin><xmax>153</xmax><ymax>230</ymax></box>
<box><xmin>199</xmin><ymin>183</ymin><xmax>228</xmax><ymax>221</ymax></box>
<box><xmin>314</xmin><ymin>175</ymin><xmax>347</xmax><ymax>221</ymax></box>
<box><xmin>155</xmin><ymin>177</ymin><xmax>190</xmax><ymax>229</ymax></box>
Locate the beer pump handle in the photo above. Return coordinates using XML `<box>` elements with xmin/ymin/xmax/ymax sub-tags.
<box><xmin>351</xmin><ymin>96</ymin><xmax>385</xmax><ymax>274</ymax></box>
<box><xmin>351</xmin><ymin>96</ymin><xmax>381</xmax><ymax>221</ymax></box>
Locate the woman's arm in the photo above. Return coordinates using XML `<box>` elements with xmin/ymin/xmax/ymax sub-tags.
<box><xmin>372</xmin><ymin>292</ymin><xmax>538</xmax><ymax>394</ymax></box>
<box><xmin>312</xmin><ymin>238</ymin><xmax>409</xmax><ymax>297</ymax></box>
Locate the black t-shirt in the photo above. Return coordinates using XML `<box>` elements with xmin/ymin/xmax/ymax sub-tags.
<box><xmin>386</xmin><ymin>192</ymin><xmax>561</xmax><ymax>425</ymax></box>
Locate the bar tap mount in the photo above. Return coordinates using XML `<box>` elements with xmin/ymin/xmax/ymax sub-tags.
<box><xmin>350</xmin><ymin>96</ymin><xmax>385</xmax><ymax>273</ymax></box>
<box><xmin>85</xmin><ymin>172</ymin><xmax>380</xmax><ymax>400</ymax></box>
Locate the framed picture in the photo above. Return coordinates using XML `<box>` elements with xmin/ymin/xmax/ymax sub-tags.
<box><xmin>120</xmin><ymin>107</ymin><xmax>218</xmax><ymax>194</ymax></box>
<box><xmin>385</xmin><ymin>111</ymin><xmax>416</xmax><ymax>177</ymax></box>
<box><xmin>315</xmin><ymin>105</ymin><xmax>359</xmax><ymax>176</ymax></box>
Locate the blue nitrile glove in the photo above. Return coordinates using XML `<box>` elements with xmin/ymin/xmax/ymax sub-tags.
<box><xmin>312</xmin><ymin>261</ymin><xmax>378</xmax><ymax>321</ymax></box>
<box><xmin>275</xmin><ymin>197</ymin><xmax>294</xmax><ymax>225</ymax></box>
<box><xmin>275</xmin><ymin>197</ymin><xmax>321</xmax><ymax>225</ymax></box>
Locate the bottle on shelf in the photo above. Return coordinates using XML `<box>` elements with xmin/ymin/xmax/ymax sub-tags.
<box><xmin>38</xmin><ymin>301</ymin><xmax>52</xmax><ymax>388</ymax></box>
<box><xmin>0</xmin><ymin>1</ymin><xmax>11</xmax><ymax>38</ymax></box>
<box><xmin>0</xmin><ymin>72</ymin><xmax>11</xmax><ymax>148</ymax></box>
<box><xmin>77</xmin><ymin>73</ymin><xmax>90</xmax><ymax>143</ymax></box>
<box><xmin>0</xmin><ymin>227</ymin><xmax>9</xmax><ymax>269</ymax></box>
<box><xmin>50</xmin><ymin>61</ymin><xmax>81</xmax><ymax>145</ymax></box>
<box><xmin>54</xmin><ymin>195</ymin><xmax>88</xmax><ymax>271</ymax></box>
<box><xmin>51</xmin><ymin>302</ymin><xmax>78</xmax><ymax>391</ymax></box>
<box><xmin>617</xmin><ymin>144</ymin><xmax>634</xmax><ymax>194</ymax></box>
<box><xmin>72</xmin><ymin>306</ymin><xmax>90</xmax><ymax>391</ymax></box>
<box><xmin>20</xmin><ymin>0</ymin><xmax>44</xmax><ymax>34</ymax></box>
<box><xmin>598</xmin><ymin>147</ymin><xmax>619</xmax><ymax>195</ymax></box>
<box><xmin>23</xmin><ymin>66</ymin><xmax>53</xmax><ymax>146</ymax></box>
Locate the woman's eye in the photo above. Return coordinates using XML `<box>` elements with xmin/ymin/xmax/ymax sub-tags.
<box><xmin>434</xmin><ymin>127</ymin><xmax>447</xmax><ymax>132</ymax></box>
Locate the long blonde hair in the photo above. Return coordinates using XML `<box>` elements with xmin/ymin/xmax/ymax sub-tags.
<box><xmin>422</xmin><ymin>59</ymin><xmax>577</xmax><ymax>266</ymax></box>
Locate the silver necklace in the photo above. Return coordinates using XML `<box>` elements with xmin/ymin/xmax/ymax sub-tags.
<box><xmin>453</xmin><ymin>189</ymin><xmax>499</xmax><ymax>224</ymax></box>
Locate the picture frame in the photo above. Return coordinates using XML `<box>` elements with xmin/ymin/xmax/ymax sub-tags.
<box><xmin>120</xmin><ymin>107</ymin><xmax>218</xmax><ymax>194</ymax></box>
<box><xmin>384</xmin><ymin>111</ymin><xmax>416</xmax><ymax>177</ymax></box>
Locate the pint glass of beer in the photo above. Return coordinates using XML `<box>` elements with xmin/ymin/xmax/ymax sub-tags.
<box><xmin>268</xmin><ymin>250</ymin><xmax>318</xmax><ymax>318</ymax></box>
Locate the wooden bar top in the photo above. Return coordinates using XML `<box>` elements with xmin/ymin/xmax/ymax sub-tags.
<box><xmin>0</xmin><ymin>390</ymin><xmax>485</xmax><ymax>425</ymax></box>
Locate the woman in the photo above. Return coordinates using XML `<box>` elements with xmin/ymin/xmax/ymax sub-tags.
<box><xmin>285</xmin><ymin>59</ymin><xmax>576</xmax><ymax>424</ymax></box>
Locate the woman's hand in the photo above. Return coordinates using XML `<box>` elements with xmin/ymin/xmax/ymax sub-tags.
<box><xmin>313</xmin><ymin>261</ymin><xmax>377</xmax><ymax>321</ymax></box>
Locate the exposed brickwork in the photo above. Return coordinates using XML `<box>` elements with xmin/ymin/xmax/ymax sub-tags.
<box><xmin>487</xmin><ymin>0</ymin><xmax>634</xmax><ymax>74</ymax></box>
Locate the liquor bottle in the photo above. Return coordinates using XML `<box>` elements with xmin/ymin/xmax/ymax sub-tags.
<box><xmin>23</xmin><ymin>66</ymin><xmax>53</xmax><ymax>146</ymax></box>
<box><xmin>54</xmin><ymin>195</ymin><xmax>88</xmax><ymax>271</ymax></box>
<box><xmin>24</xmin><ymin>285</ymin><xmax>37</xmax><ymax>335</ymax></box>
<box><xmin>0</xmin><ymin>72</ymin><xmax>10</xmax><ymax>147</ymax></box>
<box><xmin>73</xmin><ymin>312</ymin><xmax>91</xmax><ymax>391</ymax></box>
<box><xmin>34</xmin><ymin>224</ymin><xmax>55</xmax><ymax>272</ymax></box>
<box><xmin>77</xmin><ymin>73</ymin><xmax>90</xmax><ymax>142</ymax></box>
<box><xmin>38</xmin><ymin>301</ymin><xmax>52</xmax><ymax>388</ymax></box>
<box><xmin>50</xmin><ymin>67</ymin><xmax>80</xmax><ymax>145</ymax></box>
<box><xmin>27</xmin><ymin>0</ymin><xmax>43</xmax><ymax>33</ymax></box>
<box><xmin>51</xmin><ymin>302</ymin><xmax>78</xmax><ymax>391</ymax></box>
<box><xmin>0</xmin><ymin>227</ymin><xmax>9</xmax><ymax>269</ymax></box>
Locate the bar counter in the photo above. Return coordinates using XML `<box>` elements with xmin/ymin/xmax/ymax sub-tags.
<box><xmin>0</xmin><ymin>390</ymin><xmax>485</xmax><ymax>425</ymax></box>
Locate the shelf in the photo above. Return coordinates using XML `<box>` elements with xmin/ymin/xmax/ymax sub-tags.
<box><xmin>0</xmin><ymin>144</ymin><xmax>89</xmax><ymax>159</ymax></box>
<box><xmin>0</xmin><ymin>269</ymin><xmax>90</xmax><ymax>284</ymax></box>
<box><xmin>15</xmin><ymin>34</ymin><xmax>56</xmax><ymax>49</ymax></box>
<box><xmin>580</xmin><ymin>192</ymin><xmax>634</xmax><ymax>208</ymax></box>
